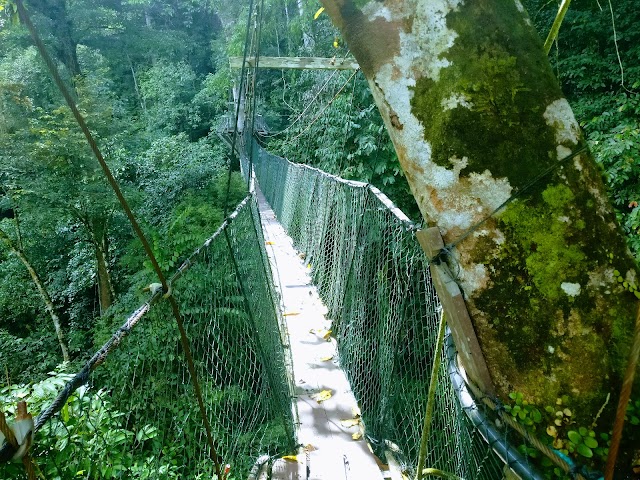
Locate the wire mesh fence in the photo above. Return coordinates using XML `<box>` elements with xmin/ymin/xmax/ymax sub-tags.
<box><xmin>0</xmin><ymin>196</ymin><xmax>296</xmax><ymax>480</ymax></box>
<box><xmin>252</xmin><ymin>141</ymin><xmax>547</xmax><ymax>480</ymax></box>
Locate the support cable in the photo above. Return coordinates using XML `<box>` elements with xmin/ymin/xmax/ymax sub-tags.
<box><xmin>246</xmin><ymin>0</ymin><xmax>265</xmax><ymax>190</ymax></box>
<box><xmin>224</xmin><ymin>0</ymin><xmax>256</xmax><ymax>217</ymax></box>
<box><xmin>415</xmin><ymin>309</ymin><xmax>447</xmax><ymax>480</ymax></box>
<box><xmin>430</xmin><ymin>146</ymin><xmax>587</xmax><ymax>265</ymax></box>
<box><xmin>289</xmin><ymin>69</ymin><xmax>359</xmax><ymax>142</ymax></box>
<box><xmin>259</xmin><ymin>68</ymin><xmax>340</xmax><ymax>139</ymax></box>
<box><xmin>15</xmin><ymin>1</ymin><xmax>223</xmax><ymax>475</ymax></box>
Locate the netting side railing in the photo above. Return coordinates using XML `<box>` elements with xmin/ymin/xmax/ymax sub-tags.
<box><xmin>252</xmin><ymin>142</ymin><xmax>543</xmax><ymax>479</ymax></box>
<box><xmin>0</xmin><ymin>195</ymin><xmax>296</xmax><ymax>480</ymax></box>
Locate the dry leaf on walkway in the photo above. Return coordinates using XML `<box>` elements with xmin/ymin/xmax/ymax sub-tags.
<box><xmin>319</xmin><ymin>355</ymin><xmax>333</xmax><ymax>362</ymax></box>
<box><xmin>352</xmin><ymin>432</ymin><xmax>362</xmax><ymax>440</ymax></box>
<box><xmin>312</xmin><ymin>389</ymin><xmax>332</xmax><ymax>403</ymax></box>
<box><xmin>265</xmin><ymin>241</ymin><xmax>275</xmax><ymax>245</ymax></box>
<box><xmin>282</xmin><ymin>455</ymin><xmax>299</xmax><ymax>462</ymax></box>
<box><xmin>340</xmin><ymin>418</ymin><xmax>360</xmax><ymax>428</ymax></box>
<box><xmin>283</xmin><ymin>311</ymin><xmax>300</xmax><ymax>316</ymax></box>
<box><xmin>312</xmin><ymin>329</ymin><xmax>331</xmax><ymax>340</ymax></box>
<box><xmin>304</xmin><ymin>444</ymin><xmax>317</xmax><ymax>452</ymax></box>
<box><xmin>352</xmin><ymin>405</ymin><xmax>361</xmax><ymax>418</ymax></box>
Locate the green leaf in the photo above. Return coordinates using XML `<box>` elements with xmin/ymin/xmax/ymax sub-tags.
<box><xmin>576</xmin><ymin>443</ymin><xmax>593</xmax><ymax>458</ymax></box>
<box><xmin>567</xmin><ymin>430</ymin><xmax>582</xmax><ymax>444</ymax></box>
<box><xmin>583</xmin><ymin>436</ymin><xmax>598</xmax><ymax>449</ymax></box>
<box><xmin>532</xmin><ymin>409</ymin><xmax>542</xmax><ymax>423</ymax></box>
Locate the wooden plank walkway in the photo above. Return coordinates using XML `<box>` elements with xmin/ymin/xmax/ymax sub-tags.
<box><xmin>256</xmin><ymin>189</ymin><xmax>386</xmax><ymax>480</ymax></box>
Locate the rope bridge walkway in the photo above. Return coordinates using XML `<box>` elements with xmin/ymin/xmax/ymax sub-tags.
<box><xmin>256</xmin><ymin>187</ymin><xmax>385</xmax><ymax>479</ymax></box>
<box><xmin>0</xmin><ymin>135</ymin><xmax>562</xmax><ymax>480</ymax></box>
<box><xmin>3</xmin><ymin>131</ymin><xmax>595</xmax><ymax>480</ymax></box>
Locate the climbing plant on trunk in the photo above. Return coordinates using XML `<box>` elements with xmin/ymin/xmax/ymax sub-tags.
<box><xmin>319</xmin><ymin>0</ymin><xmax>639</xmax><ymax>428</ymax></box>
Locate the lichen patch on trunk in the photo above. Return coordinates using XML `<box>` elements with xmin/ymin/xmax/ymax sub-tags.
<box><xmin>441</xmin><ymin>93</ymin><xmax>472</xmax><ymax>110</ymax></box>
<box><xmin>543</xmin><ymin>99</ymin><xmax>581</xmax><ymax>152</ymax></box>
<box><xmin>412</xmin><ymin>0</ymin><xmax>463</xmax><ymax>81</ymax></box>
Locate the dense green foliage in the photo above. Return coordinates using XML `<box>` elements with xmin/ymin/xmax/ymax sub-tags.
<box><xmin>1</xmin><ymin>368</ymin><xmax>180</xmax><ymax>479</ymax></box>
<box><xmin>0</xmin><ymin>0</ymin><xmax>236</xmax><ymax>384</ymax></box>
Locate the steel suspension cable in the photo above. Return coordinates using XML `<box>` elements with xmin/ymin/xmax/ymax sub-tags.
<box><xmin>246</xmin><ymin>0</ymin><xmax>266</xmax><ymax>189</ymax></box>
<box><xmin>260</xmin><ymin>69</ymin><xmax>341</xmax><ymax>139</ymax></box>
<box><xmin>289</xmin><ymin>68</ymin><xmax>360</xmax><ymax>143</ymax></box>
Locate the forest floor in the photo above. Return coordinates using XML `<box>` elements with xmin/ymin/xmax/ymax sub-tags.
<box><xmin>256</xmin><ymin>188</ymin><xmax>386</xmax><ymax>480</ymax></box>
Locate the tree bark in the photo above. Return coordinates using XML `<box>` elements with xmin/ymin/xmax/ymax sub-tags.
<box><xmin>320</xmin><ymin>0</ymin><xmax>639</xmax><ymax>423</ymax></box>
<box><xmin>0</xmin><ymin>228</ymin><xmax>70</xmax><ymax>362</ymax></box>
<box><xmin>90</xmin><ymin>226</ymin><xmax>114</xmax><ymax>316</ymax></box>
<box><xmin>28</xmin><ymin>0</ymin><xmax>81</xmax><ymax>77</ymax></box>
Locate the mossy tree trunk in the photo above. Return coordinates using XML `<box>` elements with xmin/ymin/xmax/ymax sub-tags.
<box><xmin>320</xmin><ymin>0</ymin><xmax>639</xmax><ymax>423</ymax></box>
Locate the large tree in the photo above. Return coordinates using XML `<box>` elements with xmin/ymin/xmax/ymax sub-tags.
<box><xmin>319</xmin><ymin>0</ymin><xmax>639</xmax><ymax>428</ymax></box>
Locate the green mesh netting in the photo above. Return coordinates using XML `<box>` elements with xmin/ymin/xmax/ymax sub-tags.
<box><xmin>0</xmin><ymin>196</ymin><xmax>296</xmax><ymax>480</ymax></box>
<box><xmin>251</xmin><ymin>141</ymin><xmax>541</xmax><ymax>479</ymax></box>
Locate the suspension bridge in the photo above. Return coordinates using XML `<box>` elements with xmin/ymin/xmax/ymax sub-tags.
<box><xmin>0</xmin><ymin>2</ymin><xmax>614</xmax><ymax>479</ymax></box>
<box><xmin>2</xmin><ymin>123</ymin><xmax>570</xmax><ymax>479</ymax></box>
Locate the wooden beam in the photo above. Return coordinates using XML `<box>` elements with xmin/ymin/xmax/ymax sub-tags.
<box><xmin>229</xmin><ymin>56</ymin><xmax>359</xmax><ymax>70</ymax></box>
<box><xmin>416</xmin><ymin>227</ymin><xmax>495</xmax><ymax>396</ymax></box>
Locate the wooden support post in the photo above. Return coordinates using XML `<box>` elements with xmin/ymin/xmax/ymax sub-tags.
<box><xmin>229</xmin><ymin>56</ymin><xmax>359</xmax><ymax>70</ymax></box>
<box><xmin>416</xmin><ymin>227</ymin><xmax>494</xmax><ymax>396</ymax></box>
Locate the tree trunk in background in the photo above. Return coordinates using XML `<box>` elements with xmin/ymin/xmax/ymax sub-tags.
<box><xmin>28</xmin><ymin>0</ymin><xmax>81</xmax><ymax>77</ymax></box>
<box><xmin>93</xmin><ymin>230</ymin><xmax>114</xmax><ymax>315</ymax></box>
<box><xmin>297</xmin><ymin>0</ymin><xmax>314</xmax><ymax>50</ymax></box>
<box><xmin>0</xmin><ymin>228</ymin><xmax>70</xmax><ymax>362</ymax></box>
<box><xmin>320</xmin><ymin>0</ymin><xmax>639</xmax><ymax>423</ymax></box>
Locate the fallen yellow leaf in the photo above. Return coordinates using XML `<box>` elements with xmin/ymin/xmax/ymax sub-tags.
<box><xmin>284</xmin><ymin>311</ymin><xmax>300</xmax><ymax>316</ymax></box>
<box><xmin>319</xmin><ymin>355</ymin><xmax>333</xmax><ymax>362</ymax></box>
<box><xmin>351</xmin><ymin>405</ymin><xmax>361</xmax><ymax>418</ymax></box>
<box><xmin>314</xmin><ymin>329</ymin><xmax>332</xmax><ymax>340</ymax></box>
<box><xmin>352</xmin><ymin>432</ymin><xmax>362</xmax><ymax>440</ymax></box>
<box><xmin>304</xmin><ymin>444</ymin><xmax>317</xmax><ymax>452</ymax></box>
<box><xmin>341</xmin><ymin>418</ymin><xmax>360</xmax><ymax>428</ymax></box>
<box><xmin>266</xmin><ymin>241</ymin><xmax>275</xmax><ymax>245</ymax></box>
<box><xmin>312</xmin><ymin>389</ymin><xmax>333</xmax><ymax>403</ymax></box>
<box><xmin>313</xmin><ymin>6</ymin><xmax>325</xmax><ymax>19</ymax></box>
<box><xmin>282</xmin><ymin>455</ymin><xmax>299</xmax><ymax>462</ymax></box>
